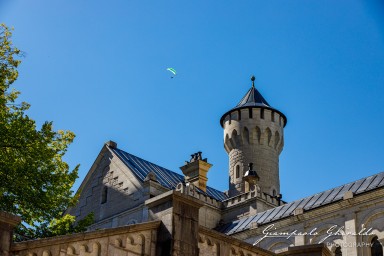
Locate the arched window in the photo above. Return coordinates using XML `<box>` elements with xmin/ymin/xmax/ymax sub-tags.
<box><xmin>235</xmin><ymin>165</ymin><xmax>240</xmax><ymax>179</ymax></box>
<box><xmin>101</xmin><ymin>186</ymin><xmax>108</xmax><ymax>204</ymax></box>
<box><xmin>335</xmin><ymin>245</ymin><xmax>342</xmax><ymax>256</ymax></box>
<box><xmin>371</xmin><ymin>237</ymin><xmax>383</xmax><ymax>256</ymax></box>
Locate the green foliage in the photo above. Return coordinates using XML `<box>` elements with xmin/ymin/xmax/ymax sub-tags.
<box><xmin>47</xmin><ymin>212</ymin><xmax>94</xmax><ymax>237</ymax></box>
<box><xmin>0</xmin><ymin>24</ymin><xmax>84</xmax><ymax>238</ymax></box>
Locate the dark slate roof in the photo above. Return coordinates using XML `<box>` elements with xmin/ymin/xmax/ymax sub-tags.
<box><xmin>111</xmin><ymin>147</ymin><xmax>228</xmax><ymax>201</ymax></box>
<box><xmin>220</xmin><ymin>85</ymin><xmax>287</xmax><ymax>127</ymax></box>
<box><xmin>216</xmin><ymin>172</ymin><xmax>384</xmax><ymax>235</ymax></box>
<box><xmin>236</xmin><ymin>86</ymin><xmax>271</xmax><ymax>108</ymax></box>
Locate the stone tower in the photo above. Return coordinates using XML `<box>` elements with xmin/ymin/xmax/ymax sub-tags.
<box><xmin>220</xmin><ymin>76</ymin><xmax>287</xmax><ymax>197</ymax></box>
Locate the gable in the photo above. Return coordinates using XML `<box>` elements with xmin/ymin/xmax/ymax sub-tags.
<box><xmin>67</xmin><ymin>146</ymin><xmax>148</xmax><ymax>223</ymax></box>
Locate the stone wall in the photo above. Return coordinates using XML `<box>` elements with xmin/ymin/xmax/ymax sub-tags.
<box><xmin>10</xmin><ymin>221</ymin><xmax>161</xmax><ymax>256</ymax></box>
<box><xmin>199</xmin><ymin>226</ymin><xmax>275</xmax><ymax>256</ymax></box>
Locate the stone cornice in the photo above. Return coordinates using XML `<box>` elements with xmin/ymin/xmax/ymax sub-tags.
<box><xmin>145</xmin><ymin>190</ymin><xmax>204</xmax><ymax>209</ymax></box>
<box><xmin>277</xmin><ymin>244</ymin><xmax>332</xmax><ymax>256</ymax></box>
<box><xmin>0</xmin><ymin>211</ymin><xmax>21</xmax><ymax>227</ymax></box>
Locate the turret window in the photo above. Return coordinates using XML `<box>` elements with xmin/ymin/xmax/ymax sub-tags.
<box><xmin>238</xmin><ymin>110</ymin><xmax>241</xmax><ymax>121</ymax></box>
<box><xmin>271</xmin><ymin>111</ymin><xmax>275</xmax><ymax>122</ymax></box>
<box><xmin>235</xmin><ymin>165</ymin><xmax>240</xmax><ymax>179</ymax></box>
<box><xmin>260</xmin><ymin>109</ymin><xmax>264</xmax><ymax>119</ymax></box>
<box><xmin>371</xmin><ymin>237</ymin><xmax>383</xmax><ymax>256</ymax></box>
<box><xmin>249</xmin><ymin>108</ymin><xmax>253</xmax><ymax>118</ymax></box>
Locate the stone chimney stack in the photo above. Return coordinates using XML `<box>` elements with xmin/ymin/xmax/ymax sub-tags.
<box><xmin>180</xmin><ymin>152</ymin><xmax>212</xmax><ymax>192</ymax></box>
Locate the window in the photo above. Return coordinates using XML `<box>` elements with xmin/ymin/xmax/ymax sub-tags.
<box><xmin>101</xmin><ymin>186</ymin><xmax>108</xmax><ymax>204</ymax></box>
<box><xmin>271</xmin><ymin>111</ymin><xmax>275</xmax><ymax>122</ymax></box>
<box><xmin>249</xmin><ymin>108</ymin><xmax>253</xmax><ymax>118</ymax></box>
<box><xmin>238</xmin><ymin>110</ymin><xmax>241</xmax><ymax>120</ymax></box>
<box><xmin>272</xmin><ymin>189</ymin><xmax>277</xmax><ymax>197</ymax></box>
<box><xmin>235</xmin><ymin>165</ymin><xmax>240</xmax><ymax>179</ymax></box>
<box><xmin>371</xmin><ymin>237</ymin><xmax>383</xmax><ymax>256</ymax></box>
<box><xmin>260</xmin><ymin>109</ymin><xmax>264</xmax><ymax>119</ymax></box>
<box><xmin>335</xmin><ymin>246</ymin><xmax>342</xmax><ymax>256</ymax></box>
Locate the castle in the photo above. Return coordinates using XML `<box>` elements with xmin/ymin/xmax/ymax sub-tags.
<box><xmin>2</xmin><ymin>77</ymin><xmax>384</xmax><ymax>256</ymax></box>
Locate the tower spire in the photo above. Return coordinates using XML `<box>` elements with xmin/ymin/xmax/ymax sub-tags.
<box><xmin>221</xmin><ymin>76</ymin><xmax>287</xmax><ymax>197</ymax></box>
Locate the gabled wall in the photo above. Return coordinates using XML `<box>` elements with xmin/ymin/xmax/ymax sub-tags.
<box><xmin>67</xmin><ymin>145</ymin><xmax>151</xmax><ymax>229</ymax></box>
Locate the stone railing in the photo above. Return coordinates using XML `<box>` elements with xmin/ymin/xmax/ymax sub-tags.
<box><xmin>10</xmin><ymin>221</ymin><xmax>161</xmax><ymax>256</ymax></box>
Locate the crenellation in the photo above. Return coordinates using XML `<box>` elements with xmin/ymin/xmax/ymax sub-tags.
<box><xmin>175</xmin><ymin>182</ymin><xmax>222</xmax><ymax>209</ymax></box>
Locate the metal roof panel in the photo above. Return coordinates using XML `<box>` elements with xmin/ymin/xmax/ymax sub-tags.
<box><xmin>111</xmin><ymin>148</ymin><xmax>228</xmax><ymax>201</ymax></box>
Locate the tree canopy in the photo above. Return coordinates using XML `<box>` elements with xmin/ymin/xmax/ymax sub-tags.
<box><xmin>0</xmin><ymin>24</ymin><xmax>84</xmax><ymax>238</ymax></box>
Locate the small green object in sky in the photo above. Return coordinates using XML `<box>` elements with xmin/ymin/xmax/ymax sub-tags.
<box><xmin>166</xmin><ymin>67</ymin><xmax>177</xmax><ymax>78</ymax></box>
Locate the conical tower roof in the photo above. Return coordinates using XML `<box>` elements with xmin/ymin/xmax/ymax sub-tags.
<box><xmin>236</xmin><ymin>84</ymin><xmax>271</xmax><ymax>108</ymax></box>
<box><xmin>220</xmin><ymin>76</ymin><xmax>287</xmax><ymax>127</ymax></box>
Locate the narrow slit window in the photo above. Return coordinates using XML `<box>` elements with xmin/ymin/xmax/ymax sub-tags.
<box><xmin>249</xmin><ymin>108</ymin><xmax>253</xmax><ymax>118</ymax></box>
<box><xmin>260</xmin><ymin>109</ymin><xmax>264</xmax><ymax>119</ymax></box>
<box><xmin>101</xmin><ymin>186</ymin><xmax>108</xmax><ymax>204</ymax></box>
<box><xmin>235</xmin><ymin>165</ymin><xmax>240</xmax><ymax>179</ymax></box>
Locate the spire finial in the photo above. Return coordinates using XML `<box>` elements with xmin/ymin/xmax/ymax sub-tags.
<box><xmin>251</xmin><ymin>75</ymin><xmax>255</xmax><ymax>88</ymax></box>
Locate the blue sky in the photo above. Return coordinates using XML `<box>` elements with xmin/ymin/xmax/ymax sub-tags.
<box><xmin>2</xmin><ymin>0</ymin><xmax>384</xmax><ymax>202</ymax></box>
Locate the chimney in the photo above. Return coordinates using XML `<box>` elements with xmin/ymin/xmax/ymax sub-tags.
<box><xmin>180</xmin><ymin>152</ymin><xmax>212</xmax><ymax>192</ymax></box>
